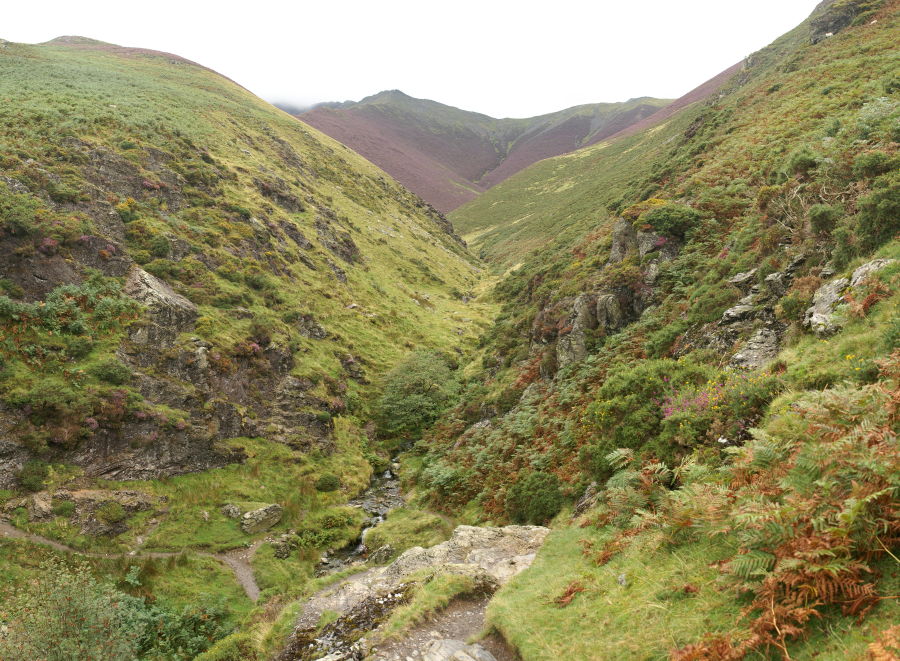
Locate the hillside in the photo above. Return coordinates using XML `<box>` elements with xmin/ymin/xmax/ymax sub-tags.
<box><xmin>296</xmin><ymin>91</ymin><xmax>669</xmax><ymax>212</ymax></box>
<box><xmin>0</xmin><ymin>34</ymin><xmax>493</xmax><ymax>655</ymax></box>
<box><xmin>412</xmin><ymin>0</ymin><xmax>900</xmax><ymax>658</ymax></box>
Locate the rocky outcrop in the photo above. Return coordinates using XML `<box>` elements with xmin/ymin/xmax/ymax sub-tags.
<box><xmin>609</xmin><ymin>218</ymin><xmax>638</xmax><ymax>263</ymax></box>
<box><xmin>810</xmin><ymin>0</ymin><xmax>872</xmax><ymax>44</ymax></box>
<box><xmin>804</xmin><ymin>276</ymin><xmax>849</xmax><ymax>336</ymax></box>
<box><xmin>240</xmin><ymin>504</ymin><xmax>283</xmax><ymax>534</ymax></box>
<box><xmin>804</xmin><ymin>259</ymin><xmax>895</xmax><ymax>337</ymax></box>
<box><xmin>123</xmin><ymin>266</ymin><xmax>198</xmax><ymax>346</ymax></box>
<box><xmin>280</xmin><ymin>525</ymin><xmax>549</xmax><ymax>661</ymax></box>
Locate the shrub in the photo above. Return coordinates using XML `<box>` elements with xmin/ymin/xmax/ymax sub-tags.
<box><xmin>52</xmin><ymin>499</ymin><xmax>76</xmax><ymax>517</ymax></box>
<box><xmin>783</xmin><ymin>147</ymin><xmax>819</xmax><ymax>176</ymax></box>
<box><xmin>852</xmin><ymin>151</ymin><xmax>895</xmax><ymax>178</ymax></box>
<box><xmin>506</xmin><ymin>471</ymin><xmax>563</xmax><ymax>524</ymax></box>
<box><xmin>639</xmin><ymin>204</ymin><xmax>701</xmax><ymax>237</ymax></box>
<box><xmin>17</xmin><ymin>460</ymin><xmax>49</xmax><ymax>492</ymax></box>
<box><xmin>807</xmin><ymin>203</ymin><xmax>841</xmax><ymax>234</ymax></box>
<box><xmin>856</xmin><ymin>172</ymin><xmax>900</xmax><ymax>251</ymax></box>
<box><xmin>315</xmin><ymin>474</ymin><xmax>341</xmax><ymax>492</ymax></box>
<box><xmin>97</xmin><ymin>501</ymin><xmax>127</xmax><ymax>524</ymax></box>
<box><xmin>89</xmin><ymin>359</ymin><xmax>132</xmax><ymax>385</ymax></box>
<box><xmin>376</xmin><ymin>351</ymin><xmax>460</xmax><ymax>440</ymax></box>
<box><xmin>0</xmin><ymin>558</ymin><xmax>139</xmax><ymax>660</ymax></box>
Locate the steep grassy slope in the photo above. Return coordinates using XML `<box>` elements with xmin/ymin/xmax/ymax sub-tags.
<box><xmin>415</xmin><ymin>0</ymin><xmax>900</xmax><ymax>657</ymax></box>
<box><xmin>298</xmin><ymin>91</ymin><xmax>668</xmax><ymax>212</ymax></box>
<box><xmin>0</xmin><ymin>35</ymin><xmax>493</xmax><ymax>647</ymax></box>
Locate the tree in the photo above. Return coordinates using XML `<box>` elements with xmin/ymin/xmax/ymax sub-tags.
<box><xmin>376</xmin><ymin>351</ymin><xmax>460</xmax><ymax>440</ymax></box>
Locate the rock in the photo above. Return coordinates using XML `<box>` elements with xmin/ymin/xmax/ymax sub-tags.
<box><xmin>420</xmin><ymin>639</ymin><xmax>497</xmax><ymax>661</ymax></box>
<box><xmin>123</xmin><ymin>266</ymin><xmax>198</xmax><ymax>346</ymax></box>
<box><xmin>221</xmin><ymin>503</ymin><xmax>241</xmax><ymax>519</ymax></box>
<box><xmin>596</xmin><ymin>293</ymin><xmax>624</xmax><ymax>331</ymax></box>
<box><xmin>721</xmin><ymin>304</ymin><xmax>756</xmax><ymax>324</ymax></box>
<box><xmin>368</xmin><ymin>544</ymin><xmax>395</xmax><ymax>565</ymax></box>
<box><xmin>573</xmin><ymin>482</ymin><xmax>599</xmax><ymax>516</ymax></box>
<box><xmin>764</xmin><ymin>272</ymin><xmax>788</xmax><ymax>297</ymax></box>
<box><xmin>728</xmin><ymin>269</ymin><xmax>757</xmax><ymax>291</ymax></box>
<box><xmin>609</xmin><ymin>218</ymin><xmax>637</xmax><ymax>263</ymax></box>
<box><xmin>850</xmin><ymin>258</ymin><xmax>895</xmax><ymax>287</ymax></box>
<box><xmin>422</xmin><ymin>639</ymin><xmax>467</xmax><ymax>661</ymax></box>
<box><xmin>556</xmin><ymin>293</ymin><xmax>598</xmax><ymax>367</ymax></box>
<box><xmin>240</xmin><ymin>503</ymin><xmax>283</xmax><ymax>534</ymax></box>
<box><xmin>294</xmin><ymin>313</ymin><xmax>328</xmax><ymax>339</ymax></box>
<box><xmin>804</xmin><ymin>259</ymin><xmax>896</xmax><ymax>337</ymax></box>
<box><xmin>804</xmin><ymin>277</ymin><xmax>849</xmax><ymax>336</ymax></box>
<box><xmin>26</xmin><ymin>492</ymin><xmax>53</xmax><ymax>521</ymax></box>
<box><xmin>384</xmin><ymin>525</ymin><xmax>549</xmax><ymax>585</ymax></box>
<box><xmin>731</xmin><ymin>327</ymin><xmax>780</xmax><ymax>368</ymax></box>
<box><xmin>272</xmin><ymin>539</ymin><xmax>293</xmax><ymax>559</ymax></box>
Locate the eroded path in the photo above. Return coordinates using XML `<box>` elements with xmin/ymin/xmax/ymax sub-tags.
<box><xmin>0</xmin><ymin>519</ymin><xmax>263</xmax><ymax>601</ymax></box>
<box><xmin>371</xmin><ymin>596</ymin><xmax>518</xmax><ymax>661</ymax></box>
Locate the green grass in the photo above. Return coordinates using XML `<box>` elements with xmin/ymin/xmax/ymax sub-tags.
<box><xmin>488</xmin><ymin>527</ymin><xmax>741</xmax><ymax>660</ymax></box>
<box><xmin>489</xmin><ymin>525</ymin><xmax>899</xmax><ymax>661</ymax></box>
<box><xmin>363</xmin><ymin>506</ymin><xmax>454</xmax><ymax>561</ymax></box>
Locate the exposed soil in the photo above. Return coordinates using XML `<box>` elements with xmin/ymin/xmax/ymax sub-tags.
<box><xmin>369</xmin><ymin>596</ymin><xmax>520</xmax><ymax>661</ymax></box>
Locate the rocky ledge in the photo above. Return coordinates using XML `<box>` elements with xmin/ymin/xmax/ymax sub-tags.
<box><xmin>279</xmin><ymin>524</ymin><xmax>549</xmax><ymax>661</ymax></box>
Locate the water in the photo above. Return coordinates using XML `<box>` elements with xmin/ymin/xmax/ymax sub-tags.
<box><xmin>316</xmin><ymin>463</ymin><xmax>405</xmax><ymax>575</ymax></box>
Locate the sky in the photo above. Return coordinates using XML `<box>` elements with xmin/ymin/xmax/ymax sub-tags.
<box><xmin>5</xmin><ymin>0</ymin><xmax>822</xmax><ymax>118</ymax></box>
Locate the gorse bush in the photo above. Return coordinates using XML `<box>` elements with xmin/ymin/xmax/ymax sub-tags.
<box><xmin>89</xmin><ymin>359</ymin><xmax>132</xmax><ymax>385</ymax></box>
<box><xmin>639</xmin><ymin>204</ymin><xmax>702</xmax><ymax>237</ymax></box>
<box><xmin>376</xmin><ymin>351</ymin><xmax>460</xmax><ymax>440</ymax></box>
<box><xmin>506</xmin><ymin>471</ymin><xmax>564</xmax><ymax>524</ymax></box>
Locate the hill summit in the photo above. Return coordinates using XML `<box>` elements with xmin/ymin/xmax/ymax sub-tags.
<box><xmin>293</xmin><ymin>92</ymin><xmax>670</xmax><ymax>212</ymax></box>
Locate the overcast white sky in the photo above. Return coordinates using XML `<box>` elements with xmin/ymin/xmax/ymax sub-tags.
<box><xmin>5</xmin><ymin>0</ymin><xmax>820</xmax><ymax>118</ymax></box>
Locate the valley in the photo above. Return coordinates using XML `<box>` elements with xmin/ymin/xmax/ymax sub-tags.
<box><xmin>0</xmin><ymin>1</ymin><xmax>898</xmax><ymax>660</ymax></box>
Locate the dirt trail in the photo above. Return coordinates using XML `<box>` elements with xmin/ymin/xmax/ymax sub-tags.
<box><xmin>370</xmin><ymin>597</ymin><xmax>518</xmax><ymax>661</ymax></box>
<box><xmin>0</xmin><ymin>519</ymin><xmax>262</xmax><ymax>601</ymax></box>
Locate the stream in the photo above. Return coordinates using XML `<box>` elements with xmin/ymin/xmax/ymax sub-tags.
<box><xmin>317</xmin><ymin>462</ymin><xmax>405</xmax><ymax>575</ymax></box>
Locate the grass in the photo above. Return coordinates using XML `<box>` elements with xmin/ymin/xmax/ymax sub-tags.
<box><xmin>488</xmin><ymin>527</ymin><xmax>740</xmax><ymax>660</ymax></box>
<box><xmin>363</xmin><ymin>506</ymin><xmax>454</xmax><ymax>561</ymax></box>
<box><xmin>489</xmin><ymin>525</ymin><xmax>899</xmax><ymax>661</ymax></box>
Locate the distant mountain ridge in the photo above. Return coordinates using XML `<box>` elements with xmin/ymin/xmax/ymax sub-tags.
<box><xmin>290</xmin><ymin>92</ymin><xmax>670</xmax><ymax>212</ymax></box>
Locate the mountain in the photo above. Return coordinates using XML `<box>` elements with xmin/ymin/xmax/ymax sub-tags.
<box><xmin>294</xmin><ymin>91</ymin><xmax>669</xmax><ymax>212</ymax></box>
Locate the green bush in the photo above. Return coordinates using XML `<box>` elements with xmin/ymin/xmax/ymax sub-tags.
<box><xmin>807</xmin><ymin>203</ymin><xmax>841</xmax><ymax>234</ymax></box>
<box><xmin>89</xmin><ymin>359</ymin><xmax>132</xmax><ymax>385</ymax></box>
<box><xmin>639</xmin><ymin>204</ymin><xmax>701</xmax><ymax>237</ymax></box>
<box><xmin>315</xmin><ymin>473</ymin><xmax>341</xmax><ymax>492</ymax></box>
<box><xmin>17</xmin><ymin>460</ymin><xmax>49</xmax><ymax>492</ymax></box>
<box><xmin>97</xmin><ymin>501</ymin><xmax>128</xmax><ymax>524</ymax></box>
<box><xmin>582</xmin><ymin>359</ymin><xmax>715</xmax><ymax>477</ymax></box>
<box><xmin>852</xmin><ymin>151</ymin><xmax>895</xmax><ymax>178</ymax></box>
<box><xmin>0</xmin><ymin>558</ymin><xmax>139</xmax><ymax>660</ymax></box>
<box><xmin>506</xmin><ymin>472</ymin><xmax>563</xmax><ymax>524</ymax></box>
<box><xmin>783</xmin><ymin>147</ymin><xmax>819</xmax><ymax>176</ymax></box>
<box><xmin>856</xmin><ymin>172</ymin><xmax>900</xmax><ymax>251</ymax></box>
<box><xmin>376</xmin><ymin>351</ymin><xmax>460</xmax><ymax>440</ymax></box>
